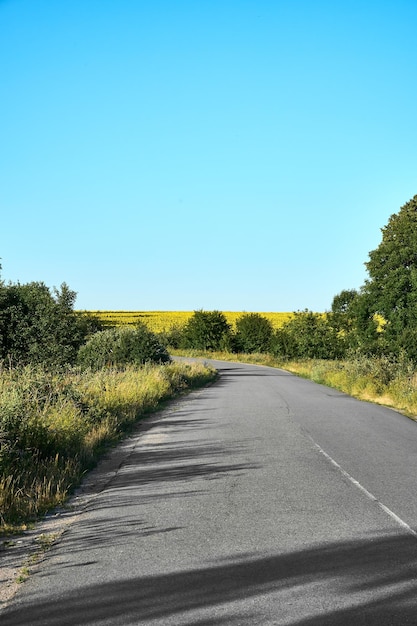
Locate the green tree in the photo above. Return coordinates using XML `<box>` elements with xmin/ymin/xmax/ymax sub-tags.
<box><xmin>235</xmin><ymin>312</ymin><xmax>273</xmax><ymax>353</ymax></box>
<box><xmin>349</xmin><ymin>290</ymin><xmax>382</xmax><ymax>355</ymax></box>
<box><xmin>0</xmin><ymin>280</ymin><xmax>93</xmax><ymax>366</ymax></box>
<box><xmin>270</xmin><ymin>310</ymin><xmax>344</xmax><ymax>360</ymax></box>
<box><xmin>181</xmin><ymin>310</ymin><xmax>233</xmax><ymax>351</ymax></box>
<box><xmin>156</xmin><ymin>324</ymin><xmax>184</xmax><ymax>349</ymax></box>
<box><xmin>331</xmin><ymin>289</ymin><xmax>358</xmax><ymax>329</ymax></box>
<box><xmin>270</xmin><ymin>325</ymin><xmax>298</xmax><ymax>360</ymax></box>
<box><xmin>365</xmin><ymin>194</ymin><xmax>417</xmax><ymax>357</ymax></box>
<box><xmin>77</xmin><ymin>323</ymin><xmax>170</xmax><ymax>370</ymax></box>
<box><xmin>329</xmin><ymin>288</ymin><xmax>380</xmax><ymax>354</ymax></box>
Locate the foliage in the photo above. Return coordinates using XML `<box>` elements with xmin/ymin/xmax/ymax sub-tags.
<box><xmin>330</xmin><ymin>194</ymin><xmax>417</xmax><ymax>360</ymax></box>
<box><xmin>329</xmin><ymin>288</ymin><xmax>380</xmax><ymax>355</ymax></box>
<box><xmin>0</xmin><ymin>281</ymin><xmax>98</xmax><ymax>367</ymax></box>
<box><xmin>282</xmin><ymin>353</ymin><xmax>417</xmax><ymax>416</ymax></box>
<box><xmin>75</xmin><ymin>310</ymin><xmax>105</xmax><ymax>338</ymax></box>
<box><xmin>77</xmin><ymin>323</ymin><xmax>170</xmax><ymax>370</ymax></box>
<box><xmin>181</xmin><ymin>310</ymin><xmax>233</xmax><ymax>351</ymax></box>
<box><xmin>364</xmin><ymin>194</ymin><xmax>417</xmax><ymax>358</ymax></box>
<box><xmin>156</xmin><ymin>324</ymin><xmax>184</xmax><ymax>349</ymax></box>
<box><xmin>270</xmin><ymin>310</ymin><xmax>345</xmax><ymax>360</ymax></box>
<box><xmin>330</xmin><ymin>289</ymin><xmax>359</xmax><ymax>334</ymax></box>
<box><xmin>235</xmin><ymin>312</ymin><xmax>273</xmax><ymax>353</ymax></box>
<box><xmin>0</xmin><ymin>361</ymin><xmax>216</xmax><ymax>529</ymax></box>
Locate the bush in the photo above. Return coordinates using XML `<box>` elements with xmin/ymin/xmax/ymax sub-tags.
<box><xmin>157</xmin><ymin>324</ymin><xmax>184</xmax><ymax>349</ymax></box>
<box><xmin>181</xmin><ymin>310</ymin><xmax>233</xmax><ymax>351</ymax></box>
<box><xmin>270</xmin><ymin>326</ymin><xmax>298</xmax><ymax>360</ymax></box>
<box><xmin>0</xmin><ymin>281</ymin><xmax>95</xmax><ymax>367</ymax></box>
<box><xmin>270</xmin><ymin>310</ymin><xmax>345</xmax><ymax>360</ymax></box>
<box><xmin>235</xmin><ymin>313</ymin><xmax>273</xmax><ymax>353</ymax></box>
<box><xmin>77</xmin><ymin>323</ymin><xmax>170</xmax><ymax>370</ymax></box>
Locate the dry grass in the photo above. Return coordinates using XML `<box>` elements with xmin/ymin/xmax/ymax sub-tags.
<box><xmin>0</xmin><ymin>361</ymin><xmax>216</xmax><ymax>533</ymax></box>
<box><xmin>260</xmin><ymin>355</ymin><xmax>417</xmax><ymax>418</ymax></box>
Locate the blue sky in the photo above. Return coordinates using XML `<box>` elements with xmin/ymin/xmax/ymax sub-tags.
<box><xmin>1</xmin><ymin>0</ymin><xmax>416</xmax><ymax>312</ymax></box>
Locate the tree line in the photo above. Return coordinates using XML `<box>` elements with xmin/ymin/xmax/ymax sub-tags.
<box><xmin>1</xmin><ymin>193</ymin><xmax>417</xmax><ymax>367</ymax></box>
<box><xmin>164</xmin><ymin>194</ymin><xmax>417</xmax><ymax>362</ymax></box>
<box><xmin>0</xmin><ymin>279</ymin><xmax>170</xmax><ymax>369</ymax></box>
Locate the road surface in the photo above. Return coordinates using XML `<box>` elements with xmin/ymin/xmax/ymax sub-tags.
<box><xmin>2</xmin><ymin>359</ymin><xmax>417</xmax><ymax>624</ymax></box>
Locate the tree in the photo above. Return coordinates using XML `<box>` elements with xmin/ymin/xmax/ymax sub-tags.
<box><xmin>0</xmin><ymin>280</ymin><xmax>94</xmax><ymax>366</ymax></box>
<box><xmin>365</xmin><ymin>194</ymin><xmax>417</xmax><ymax>357</ymax></box>
<box><xmin>270</xmin><ymin>310</ymin><xmax>344</xmax><ymax>360</ymax></box>
<box><xmin>235</xmin><ymin>313</ymin><xmax>273</xmax><ymax>353</ymax></box>
<box><xmin>331</xmin><ymin>289</ymin><xmax>358</xmax><ymax>320</ymax></box>
<box><xmin>181</xmin><ymin>310</ymin><xmax>233</xmax><ymax>351</ymax></box>
<box><xmin>329</xmin><ymin>288</ymin><xmax>380</xmax><ymax>355</ymax></box>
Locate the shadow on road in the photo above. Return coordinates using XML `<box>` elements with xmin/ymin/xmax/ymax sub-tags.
<box><xmin>4</xmin><ymin>360</ymin><xmax>416</xmax><ymax>624</ymax></box>
<box><xmin>51</xmin><ymin>435</ymin><xmax>259</xmax><ymax>559</ymax></box>
<box><xmin>3</xmin><ymin>533</ymin><xmax>417</xmax><ymax>625</ymax></box>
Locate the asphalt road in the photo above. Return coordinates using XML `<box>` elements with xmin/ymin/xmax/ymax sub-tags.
<box><xmin>2</xmin><ymin>359</ymin><xmax>417</xmax><ymax>625</ymax></box>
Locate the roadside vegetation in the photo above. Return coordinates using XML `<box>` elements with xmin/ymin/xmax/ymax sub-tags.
<box><xmin>171</xmin><ymin>349</ymin><xmax>417</xmax><ymax>419</ymax></box>
<box><xmin>0</xmin><ymin>360</ymin><xmax>215</xmax><ymax>533</ymax></box>
<box><xmin>281</xmin><ymin>356</ymin><xmax>417</xmax><ymax>417</ymax></box>
<box><xmin>163</xmin><ymin>195</ymin><xmax>417</xmax><ymax>418</ymax></box>
<box><xmin>2</xmin><ymin>193</ymin><xmax>417</xmax><ymax>531</ymax></box>
<box><xmin>0</xmin><ymin>278</ymin><xmax>215</xmax><ymax>534</ymax></box>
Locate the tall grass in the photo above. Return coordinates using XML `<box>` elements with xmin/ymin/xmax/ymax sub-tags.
<box><xmin>0</xmin><ymin>361</ymin><xmax>216</xmax><ymax>533</ymax></box>
<box><xmin>283</xmin><ymin>354</ymin><xmax>417</xmax><ymax>417</ymax></box>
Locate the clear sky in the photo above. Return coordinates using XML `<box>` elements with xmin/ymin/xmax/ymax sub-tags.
<box><xmin>1</xmin><ymin>0</ymin><xmax>416</xmax><ymax>312</ymax></box>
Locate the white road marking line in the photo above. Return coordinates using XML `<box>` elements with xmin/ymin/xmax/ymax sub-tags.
<box><xmin>311</xmin><ymin>438</ymin><xmax>417</xmax><ymax>539</ymax></box>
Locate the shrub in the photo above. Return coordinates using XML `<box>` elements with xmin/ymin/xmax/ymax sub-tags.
<box><xmin>270</xmin><ymin>310</ymin><xmax>345</xmax><ymax>360</ymax></box>
<box><xmin>77</xmin><ymin>323</ymin><xmax>170</xmax><ymax>370</ymax></box>
<box><xmin>235</xmin><ymin>313</ymin><xmax>273</xmax><ymax>353</ymax></box>
<box><xmin>270</xmin><ymin>326</ymin><xmax>298</xmax><ymax>360</ymax></box>
<box><xmin>157</xmin><ymin>324</ymin><xmax>185</xmax><ymax>349</ymax></box>
<box><xmin>0</xmin><ymin>281</ymin><xmax>94</xmax><ymax>367</ymax></box>
<box><xmin>181</xmin><ymin>310</ymin><xmax>233</xmax><ymax>351</ymax></box>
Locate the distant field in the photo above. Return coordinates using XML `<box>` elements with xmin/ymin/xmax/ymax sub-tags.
<box><xmin>83</xmin><ymin>311</ymin><xmax>294</xmax><ymax>333</ymax></box>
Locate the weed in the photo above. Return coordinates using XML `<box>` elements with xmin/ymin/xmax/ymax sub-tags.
<box><xmin>0</xmin><ymin>361</ymin><xmax>216</xmax><ymax>533</ymax></box>
<box><xmin>16</xmin><ymin>567</ymin><xmax>29</xmax><ymax>583</ymax></box>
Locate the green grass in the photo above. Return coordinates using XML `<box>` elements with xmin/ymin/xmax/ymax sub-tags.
<box><xmin>281</xmin><ymin>356</ymin><xmax>417</xmax><ymax>418</ymax></box>
<box><xmin>0</xmin><ymin>361</ymin><xmax>216</xmax><ymax>534</ymax></box>
<box><xmin>4</xmin><ymin>347</ymin><xmax>415</xmax><ymax>534</ymax></box>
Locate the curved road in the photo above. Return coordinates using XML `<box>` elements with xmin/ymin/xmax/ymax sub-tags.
<box><xmin>3</xmin><ymin>359</ymin><xmax>417</xmax><ymax>624</ymax></box>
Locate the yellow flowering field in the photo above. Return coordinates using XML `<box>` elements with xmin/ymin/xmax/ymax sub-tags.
<box><xmin>83</xmin><ymin>311</ymin><xmax>294</xmax><ymax>333</ymax></box>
